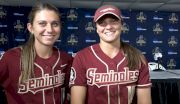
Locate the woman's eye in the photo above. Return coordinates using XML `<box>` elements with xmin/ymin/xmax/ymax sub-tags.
<box><xmin>98</xmin><ymin>21</ymin><xmax>106</xmax><ymax>26</ymax></box>
<box><xmin>111</xmin><ymin>19</ymin><xmax>116</xmax><ymax>23</ymax></box>
<box><xmin>52</xmin><ymin>22</ymin><xmax>60</xmax><ymax>27</ymax></box>
<box><xmin>39</xmin><ymin>22</ymin><xmax>46</xmax><ymax>27</ymax></box>
<box><xmin>38</xmin><ymin>21</ymin><xmax>60</xmax><ymax>27</ymax></box>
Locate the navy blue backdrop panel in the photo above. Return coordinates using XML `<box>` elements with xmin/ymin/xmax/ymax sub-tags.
<box><xmin>10</xmin><ymin>6</ymin><xmax>31</xmax><ymax>47</ymax></box>
<box><xmin>57</xmin><ymin>8</ymin><xmax>99</xmax><ymax>54</ymax></box>
<box><xmin>0</xmin><ymin>5</ymin><xmax>179</xmax><ymax>69</ymax></box>
<box><xmin>0</xmin><ymin>6</ymin><xmax>11</xmax><ymax>52</ymax></box>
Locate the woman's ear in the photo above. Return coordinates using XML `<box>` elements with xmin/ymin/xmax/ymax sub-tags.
<box><xmin>94</xmin><ymin>23</ymin><xmax>98</xmax><ymax>34</ymax></box>
<box><xmin>120</xmin><ymin>22</ymin><xmax>123</xmax><ymax>30</ymax></box>
<box><xmin>27</xmin><ymin>23</ymin><xmax>33</xmax><ymax>34</ymax></box>
<box><xmin>96</xmin><ymin>28</ymin><xmax>99</xmax><ymax>34</ymax></box>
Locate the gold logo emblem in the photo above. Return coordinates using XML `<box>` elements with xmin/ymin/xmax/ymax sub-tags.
<box><xmin>121</xmin><ymin>22</ymin><xmax>129</xmax><ymax>34</ymax></box>
<box><xmin>136</xmin><ymin>12</ymin><xmax>147</xmax><ymax>23</ymax></box>
<box><xmin>85</xmin><ymin>22</ymin><xmax>95</xmax><ymax>33</ymax></box>
<box><xmin>167</xmin><ymin>59</ymin><xmax>176</xmax><ymax>69</ymax></box>
<box><xmin>136</xmin><ymin>35</ymin><xmax>146</xmax><ymax>46</ymax></box>
<box><xmin>153</xmin><ymin>23</ymin><xmax>163</xmax><ymax>34</ymax></box>
<box><xmin>67</xmin><ymin>9</ymin><xmax>78</xmax><ymax>21</ymax></box>
<box><xmin>67</xmin><ymin>34</ymin><xmax>78</xmax><ymax>45</ymax></box>
<box><xmin>14</xmin><ymin>20</ymin><xmax>24</xmax><ymax>33</ymax></box>
<box><xmin>169</xmin><ymin>13</ymin><xmax>178</xmax><ymax>24</ymax></box>
<box><xmin>152</xmin><ymin>47</ymin><xmax>162</xmax><ymax>55</ymax></box>
<box><xmin>168</xmin><ymin>36</ymin><xmax>178</xmax><ymax>47</ymax></box>
<box><xmin>0</xmin><ymin>33</ymin><xmax>8</xmax><ymax>45</ymax></box>
<box><xmin>0</xmin><ymin>6</ymin><xmax>7</xmax><ymax>18</ymax></box>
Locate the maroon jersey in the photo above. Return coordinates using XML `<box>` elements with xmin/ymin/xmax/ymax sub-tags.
<box><xmin>0</xmin><ymin>47</ymin><xmax>72</xmax><ymax>104</ymax></box>
<box><xmin>70</xmin><ymin>44</ymin><xmax>151</xmax><ymax>104</ymax></box>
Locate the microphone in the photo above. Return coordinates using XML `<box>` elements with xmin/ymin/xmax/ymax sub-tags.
<box><xmin>154</xmin><ymin>52</ymin><xmax>162</xmax><ymax>61</ymax></box>
<box><xmin>153</xmin><ymin>52</ymin><xmax>163</xmax><ymax>71</ymax></box>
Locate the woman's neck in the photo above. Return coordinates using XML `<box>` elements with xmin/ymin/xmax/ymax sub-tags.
<box><xmin>35</xmin><ymin>44</ymin><xmax>53</xmax><ymax>59</ymax></box>
<box><xmin>99</xmin><ymin>41</ymin><xmax>120</xmax><ymax>58</ymax></box>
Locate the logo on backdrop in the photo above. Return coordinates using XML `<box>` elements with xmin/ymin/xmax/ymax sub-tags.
<box><xmin>136</xmin><ymin>35</ymin><xmax>146</xmax><ymax>46</ymax></box>
<box><xmin>168</xmin><ymin>36</ymin><xmax>178</xmax><ymax>47</ymax></box>
<box><xmin>152</xmin><ymin>47</ymin><xmax>162</xmax><ymax>56</ymax></box>
<box><xmin>67</xmin><ymin>9</ymin><xmax>78</xmax><ymax>21</ymax></box>
<box><xmin>14</xmin><ymin>20</ymin><xmax>24</xmax><ymax>33</ymax></box>
<box><xmin>67</xmin><ymin>34</ymin><xmax>78</xmax><ymax>46</ymax></box>
<box><xmin>169</xmin><ymin>13</ymin><xmax>178</xmax><ymax>24</ymax></box>
<box><xmin>0</xmin><ymin>7</ymin><xmax>7</xmax><ymax>18</ymax></box>
<box><xmin>167</xmin><ymin>59</ymin><xmax>176</xmax><ymax>69</ymax></box>
<box><xmin>153</xmin><ymin>23</ymin><xmax>163</xmax><ymax>34</ymax></box>
<box><xmin>85</xmin><ymin>22</ymin><xmax>95</xmax><ymax>33</ymax></box>
<box><xmin>0</xmin><ymin>33</ymin><xmax>8</xmax><ymax>45</ymax></box>
<box><xmin>121</xmin><ymin>22</ymin><xmax>129</xmax><ymax>34</ymax></box>
<box><xmin>136</xmin><ymin>12</ymin><xmax>147</xmax><ymax>23</ymax></box>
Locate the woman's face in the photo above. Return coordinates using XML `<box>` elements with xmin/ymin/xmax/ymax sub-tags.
<box><xmin>27</xmin><ymin>9</ymin><xmax>61</xmax><ymax>47</ymax></box>
<box><xmin>96</xmin><ymin>15</ymin><xmax>122</xmax><ymax>44</ymax></box>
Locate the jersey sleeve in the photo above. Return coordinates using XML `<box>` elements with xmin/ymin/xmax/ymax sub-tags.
<box><xmin>0</xmin><ymin>51</ymin><xmax>10</xmax><ymax>87</ymax></box>
<box><xmin>136</xmin><ymin>61</ymin><xmax>152</xmax><ymax>88</ymax></box>
<box><xmin>69</xmin><ymin>52</ymin><xmax>87</xmax><ymax>87</ymax></box>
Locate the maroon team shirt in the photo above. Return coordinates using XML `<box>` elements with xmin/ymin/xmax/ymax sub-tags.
<box><xmin>70</xmin><ymin>44</ymin><xmax>151</xmax><ymax>104</ymax></box>
<box><xmin>0</xmin><ymin>47</ymin><xmax>72</xmax><ymax>104</ymax></box>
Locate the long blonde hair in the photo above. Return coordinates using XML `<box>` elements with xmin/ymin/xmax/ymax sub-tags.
<box><xmin>19</xmin><ymin>2</ymin><xmax>61</xmax><ymax>83</ymax></box>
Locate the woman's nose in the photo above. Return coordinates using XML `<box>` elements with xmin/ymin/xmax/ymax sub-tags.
<box><xmin>46</xmin><ymin>24</ymin><xmax>53</xmax><ymax>32</ymax></box>
<box><xmin>105</xmin><ymin>23</ymin><xmax>113</xmax><ymax>29</ymax></box>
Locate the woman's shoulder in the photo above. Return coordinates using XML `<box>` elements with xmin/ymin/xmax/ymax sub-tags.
<box><xmin>54</xmin><ymin>47</ymin><xmax>73</xmax><ymax>60</ymax></box>
<box><xmin>3</xmin><ymin>47</ymin><xmax>21</xmax><ymax>56</ymax></box>
<box><xmin>73</xmin><ymin>44</ymin><xmax>98</xmax><ymax>59</ymax></box>
<box><xmin>0</xmin><ymin>47</ymin><xmax>21</xmax><ymax>60</ymax></box>
<box><xmin>77</xmin><ymin>44</ymin><xmax>97</xmax><ymax>54</ymax></box>
<box><xmin>60</xmin><ymin>50</ymin><xmax>72</xmax><ymax>58</ymax></box>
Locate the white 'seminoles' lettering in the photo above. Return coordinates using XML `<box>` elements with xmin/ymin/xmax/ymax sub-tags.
<box><xmin>86</xmin><ymin>67</ymin><xmax>139</xmax><ymax>88</ymax></box>
<box><xmin>18</xmin><ymin>70</ymin><xmax>65</xmax><ymax>94</ymax></box>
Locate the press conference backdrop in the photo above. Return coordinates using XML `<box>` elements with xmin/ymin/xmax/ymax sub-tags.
<box><xmin>0</xmin><ymin>5</ymin><xmax>179</xmax><ymax>69</ymax></box>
